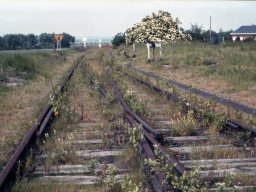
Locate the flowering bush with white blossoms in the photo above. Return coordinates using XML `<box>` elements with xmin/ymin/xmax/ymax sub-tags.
<box><xmin>126</xmin><ymin>10</ymin><xmax>191</xmax><ymax>44</ymax></box>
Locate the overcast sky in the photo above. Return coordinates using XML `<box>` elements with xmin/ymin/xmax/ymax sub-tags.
<box><xmin>0</xmin><ymin>0</ymin><xmax>255</xmax><ymax>38</ymax></box>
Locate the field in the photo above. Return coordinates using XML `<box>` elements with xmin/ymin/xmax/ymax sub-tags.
<box><xmin>114</xmin><ymin>42</ymin><xmax>256</xmax><ymax>108</ymax></box>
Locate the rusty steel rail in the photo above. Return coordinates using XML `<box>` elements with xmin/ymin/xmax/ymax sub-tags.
<box><xmin>109</xmin><ymin>71</ymin><xmax>162</xmax><ymax>140</ymax></box>
<box><xmin>107</xmin><ymin>69</ymin><xmax>185</xmax><ymax>191</ymax></box>
<box><xmin>140</xmin><ymin>139</ymin><xmax>167</xmax><ymax>192</ymax></box>
<box><xmin>125</xmin><ymin>69</ymin><xmax>256</xmax><ymax>136</ymax></box>
<box><xmin>0</xmin><ymin>55</ymin><xmax>84</xmax><ymax>189</ymax></box>
<box><xmin>125</xmin><ymin>113</ymin><xmax>170</xmax><ymax>192</ymax></box>
<box><xmin>128</xmin><ymin>65</ymin><xmax>256</xmax><ymax>117</ymax></box>
<box><xmin>82</xmin><ymin>58</ymin><xmax>169</xmax><ymax>190</ymax></box>
<box><xmin>36</xmin><ymin>107</ymin><xmax>54</xmax><ymax>138</ymax></box>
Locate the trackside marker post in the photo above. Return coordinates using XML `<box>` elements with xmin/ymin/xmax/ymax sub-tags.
<box><xmin>99</xmin><ymin>39</ymin><xmax>102</xmax><ymax>48</ymax></box>
<box><xmin>83</xmin><ymin>37</ymin><xmax>87</xmax><ymax>48</ymax></box>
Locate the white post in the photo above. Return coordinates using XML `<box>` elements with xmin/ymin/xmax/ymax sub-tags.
<box><xmin>57</xmin><ymin>42</ymin><xmax>59</xmax><ymax>50</ymax></box>
<box><xmin>124</xmin><ymin>41</ymin><xmax>127</xmax><ymax>57</ymax></box>
<box><xmin>146</xmin><ymin>43</ymin><xmax>151</xmax><ymax>62</ymax></box>
<box><xmin>83</xmin><ymin>37</ymin><xmax>87</xmax><ymax>48</ymax></box>
<box><xmin>152</xmin><ymin>47</ymin><xmax>155</xmax><ymax>61</ymax></box>
<box><xmin>155</xmin><ymin>43</ymin><xmax>162</xmax><ymax>61</ymax></box>
<box><xmin>60</xmin><ymin>42</ymin><xmax>61</xmax><ymax>50</ymax></box>
<box><xmin>222</xmin><ymin>36</ymin><xmax>225</xmax><ymax>45</ymax></box>
<box><xmin>132</xmin><ymin>43</ymin><xmax>136</xmax><ymax>57</ymax></box>
<box><xmin>159</xmin><ymin>47</ymin><xmax>163</xmax><ymax>60</ymax></box>
<box><xmin>99</xmin><ymin>39</ymin><xmax>102</xmax><ymax>48</ymax></box>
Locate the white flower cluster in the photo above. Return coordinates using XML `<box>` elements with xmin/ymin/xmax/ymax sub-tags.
<box><xmin>126</xmin><ymin>10</ymin><xmax>191</xmax><ymax>44</ymax></box>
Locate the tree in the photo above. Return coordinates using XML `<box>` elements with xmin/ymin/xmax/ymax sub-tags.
<box><xmin>0</xmin><ymin>36</ymin><xmax>3</xmax><ymax>50</ymax></box>
<box><xmin>219</xmin><ymin>29</ymin><xmax>232</xmax><ymax>41</ymax></box>
<box><xmin>61</xmin><ymin>33</ymin><xmax>75</xmax><ymax>48</ymax></box>
<box><xmin>3</xmin><ymin>34</ymin><xmax>23</xmax><ymax>50</ymax></box>
<box><xmin>111</xmin><ymin>32</ymin><xmax>126</xmax><ymax>48</ymax></box>
<box><xmin>186</xmin><ymin>24</ymin><xmax>205</xmax><ymax>41</ymax></box>
<box><xmin>125</xmin><ymin>10</ymin><xmax>191</xmax><ymax>61</ymax></box>
<box><xmin>185</xmin><ymin>24</ymin><xmax>233</xmax><ymax>43</ymax></box>
<box><xmin>39</xmin><ymin>33</ymin><xmax>55</xmax><ymax>48</ymax></box>
<box><xmin>126</xmin><ymin>10</ymin><xmax>191</xmax><ymax>44</ymax></box>
<box><xmin>24</xmin><ymin>34</ymin><xmax>37</xmax><ymax>49</ymax></box>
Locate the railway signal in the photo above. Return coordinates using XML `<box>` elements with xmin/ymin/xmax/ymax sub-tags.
<box><xmin>54</xmin><ymin>34</ymin><xmax>64</xmax><ymax>50</ymax></box>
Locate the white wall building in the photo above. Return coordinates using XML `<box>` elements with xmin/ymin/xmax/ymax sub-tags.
<box><xmin>231</xmin><ymin>25</ymin><xmax>256</xmax><ymax>42</ymax></box>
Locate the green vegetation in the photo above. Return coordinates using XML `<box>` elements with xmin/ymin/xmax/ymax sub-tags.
<box><xmin>0</xmin><ymin>54</ymin><xmax>38</xmax><ymax>81</ymax></box>
<box><xmin>0</xmin><ymin>51</ymin><xmax>73</xmax><ymax>93</ymax></box>
<box><xmin>123</xmin><ymin>89</ymin><xmax>149</xmax><ymax>117</ymax></box>
<box><xmin>170</xmin><ymin>110</ymin><xmax>197</xmax><ymax>136</ymax></box>
<box><xmin>145</xmin><ymin>145</ymin><xmax>208</xmax><ymax>191</ymax></box>
<box><xmin>105</xmin><ymin>165</ymin><xmax>142</xmax><ymax>192</ymax></box>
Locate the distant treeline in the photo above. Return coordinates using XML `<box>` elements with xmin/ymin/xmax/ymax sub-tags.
<box><xmin>0</xmin><ymin>33</ymin><xmax>75</xmax><ymax>50</ymax></box>
<box><xmin>183</xmin><ymin>24</ymin><xmax>233</xmax><ymax>43</ymax></box>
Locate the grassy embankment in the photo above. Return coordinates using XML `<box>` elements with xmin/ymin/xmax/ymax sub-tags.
<box><xmin>115</xmin><ymin>42</ymin><xmax>256</xmax><ymax>106</ymax></box>
<box><xmin>0</xmin><ymin>50</ymin><xmax>79</xmax><ymax>171</ymax></box>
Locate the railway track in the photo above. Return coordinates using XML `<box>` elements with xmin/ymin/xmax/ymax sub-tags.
<box><xmin>0</xmin><ymin>52</ymin><xmax>141</xmax><ymax>192</ymax></box>
<box><xmin>124</xmin><ymin>75</ymin><xmax>256</xmax><ymax>189</ymax></box>
<box><xmin>1</xmin><ymin>47</ymin><xmax>256</xmax><ymax>191</ymax></box>
<box><xmin>101</xmin><ymin>51</ymin><xmax>256</xmax><ymax>191</ymax></box>
<box><xmin>124</xmin><ymin>67</ymin><xmax>256</xmax><ymax>136</ymax></box>
<box><xmin>127</xmin><ymin>65</ymin><xmax>256</xmax><ymax>118</ymax></box>
<box><xmin>24</xmin><ymin>63</ymin><xmax>129</xmax><ymax>190</ymax></box>
<box><xmin>0</xmin><ymin>54</ymin><xmax>85</xmax><ymax>190</ymax></box>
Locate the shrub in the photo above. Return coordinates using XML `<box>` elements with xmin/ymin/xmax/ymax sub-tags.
<box><xmin>145</xmin><ymin>145</ymin><xmax>208</xmax><ymax>191</ymax></box>
<box><xmin>111</xmin><ymin>32</ymin><xmax>126</xmax><ymax>48</ymax></box>
<box><xmin>202</xmin><ymin>58</ymin><xmax>216</xmax><ymax>65</ymax></box>
<box><xmin>0</xmin><ymin>54</ymin><xmax>36</xmax><ymax>80</ymax></box>
<box><xmin>171</xmin><ymin>110</ymin><xmax>197</xmax><ymax>136</ymax></box>
<box><xmin>124</xmin><ymin>89</ymin><xmax>148</xmax><ymax>117</ymax></box>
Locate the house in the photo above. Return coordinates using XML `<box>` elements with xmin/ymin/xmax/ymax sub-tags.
<box><xmin>230</xmin><ymin>25</ymin><xmax>256</xmax><ymax>42</ymax></box>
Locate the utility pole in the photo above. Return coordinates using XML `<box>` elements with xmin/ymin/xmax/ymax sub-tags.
<box><xmin>210</xmin><ymin>16</ymin><xmax>212</xmax><ymax>42</ymax></box>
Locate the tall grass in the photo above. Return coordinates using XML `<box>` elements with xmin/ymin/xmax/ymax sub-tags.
<box><xmin>123</xmin><ymin>41</ymin><xmax>256</xmax><ymax>90</ymax></box>
<box><xmin>0</xmin><ymin>51</ymin><xmax>70</xmax><ymax>94</ymax></box>
<box><xmin>0</xmin><ymin>54</ymin><xmax>37</xmax><ymax>80</ymax></box>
